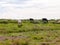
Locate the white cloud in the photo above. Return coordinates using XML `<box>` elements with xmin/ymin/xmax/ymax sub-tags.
<box><xmin>0</xmin><ymin>0</ymin><xmax>48</xmax><ymax>8</ymax></box>
<box><xmin>0</xmin><ymin>0</ymin><xmax>60</xmax><ymax>19</ymax></box>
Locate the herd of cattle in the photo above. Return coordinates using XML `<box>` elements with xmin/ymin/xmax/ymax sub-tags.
<box><xmin>17</xmin><ymin>18</ymin><xmax>60</xmax><ymax>27</ymax></box>
<box><xmin>0</xmin><ymin>18</ymin><xmax>60</xmax><ymax>27</ymax></box>
<box><xmin>20</xmin><ymin>18</ymin><xmax>60</xmax><ymax>24</ymax></box>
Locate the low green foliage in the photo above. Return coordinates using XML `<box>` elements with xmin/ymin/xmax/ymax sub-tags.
<box><xmin>0</xmin><ymin>19</ymin><xmax>59</xmax><ymax>45</ymax></box>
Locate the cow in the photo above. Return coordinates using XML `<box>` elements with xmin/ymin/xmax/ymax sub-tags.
<box><xmin>55</xmin><ymin>19</ymin><xmax>60</xmax><ymax>24</ymax></box>
<box><xmin>18</xmin><ymin>19</ymin><xmax>22</xmax><ymax>27</ymax></box>
<box><xmin>42</xmin><ymin>18</ymin><xmax>48</xmax><ymax>23</ymax></box>
<box><xmin>29</xmin><ymin>18</ymin><xmax>34</xmax><ymax>23</ymax></box>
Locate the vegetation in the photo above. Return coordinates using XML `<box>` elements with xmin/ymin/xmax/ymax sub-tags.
<box><xmin>0</xmin><ymin>19</ymin><xmax>59</xmax><ymax>45</ymax></box>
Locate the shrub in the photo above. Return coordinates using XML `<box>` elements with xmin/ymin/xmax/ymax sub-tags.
<box><xmin>0</xmin><ymin>20</ymin><xmax>8</xmax><ymax>24</ymax></box>
<box><xmin>41</xmin><ymin>43</ymin><xmax>49</xmax><ymax>45</ymax></box>
<box><xmin>13</xmin><ymin>39</ymin><xmax>29</xmax><ymax>45</ymax></box>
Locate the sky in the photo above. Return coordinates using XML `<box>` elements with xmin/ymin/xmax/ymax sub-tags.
<box><xmin>0</xmin><ymin>0</ymin><xmax>60</xmax><ymax>19</ymax></box>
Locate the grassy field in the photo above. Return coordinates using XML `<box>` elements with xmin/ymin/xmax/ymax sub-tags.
<box><xmin>0</xmin><ymin>19</ymin><xmax>60</xmax><ymax>45</ymax></box>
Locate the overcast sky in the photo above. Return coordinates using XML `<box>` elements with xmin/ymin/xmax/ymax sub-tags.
<box><xmin>0</xmin><ymin>0</ymin><xmax>60</xmax><ymax>19</ymax></box>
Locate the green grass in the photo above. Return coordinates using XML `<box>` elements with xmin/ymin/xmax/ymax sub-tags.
<box><xmin>0</xmin><ymin>22</ymin><xmax>60</xmax><ymax>33</ymax></box>
<box><xmin>0</xmin><ymin>19</ymin><xmax>59</xmax><ymax>45</ymax></box>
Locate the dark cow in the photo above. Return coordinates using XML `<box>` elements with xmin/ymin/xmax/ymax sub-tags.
<box><xmin>29</xmin><ymin>18</ymin><xmax>34</xmax><ymax>23</ymax></box>
<box><xmin>42</xmin><ymin>18</ymin><xmax>48</xmax><ymax>23</ymax></box>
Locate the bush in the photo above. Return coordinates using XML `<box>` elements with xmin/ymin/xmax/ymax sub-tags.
<box><xmin>13</xmin><ymin>39</ymin><xmax>29</xmax><ymax>45</ymax></box>
<box><xmin>0</xmin><ymin>20</ymin><xmax>8</xmax><ymax>24</ymax></box>
<box><xmin>41</xmin><ymin>43</ymin><xmax>49</xmax><ymax>45</ymax></box>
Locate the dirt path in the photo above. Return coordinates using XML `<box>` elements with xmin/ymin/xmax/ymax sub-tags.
<box><xmin>0</xmin><ymin>36</ymin><xmax>29</xmax><ymax>41</ymax></box>
<box><xmin>0</xmin><ymin>36</ymin><xmax>60</xmax><ymax>45</ymax></box>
